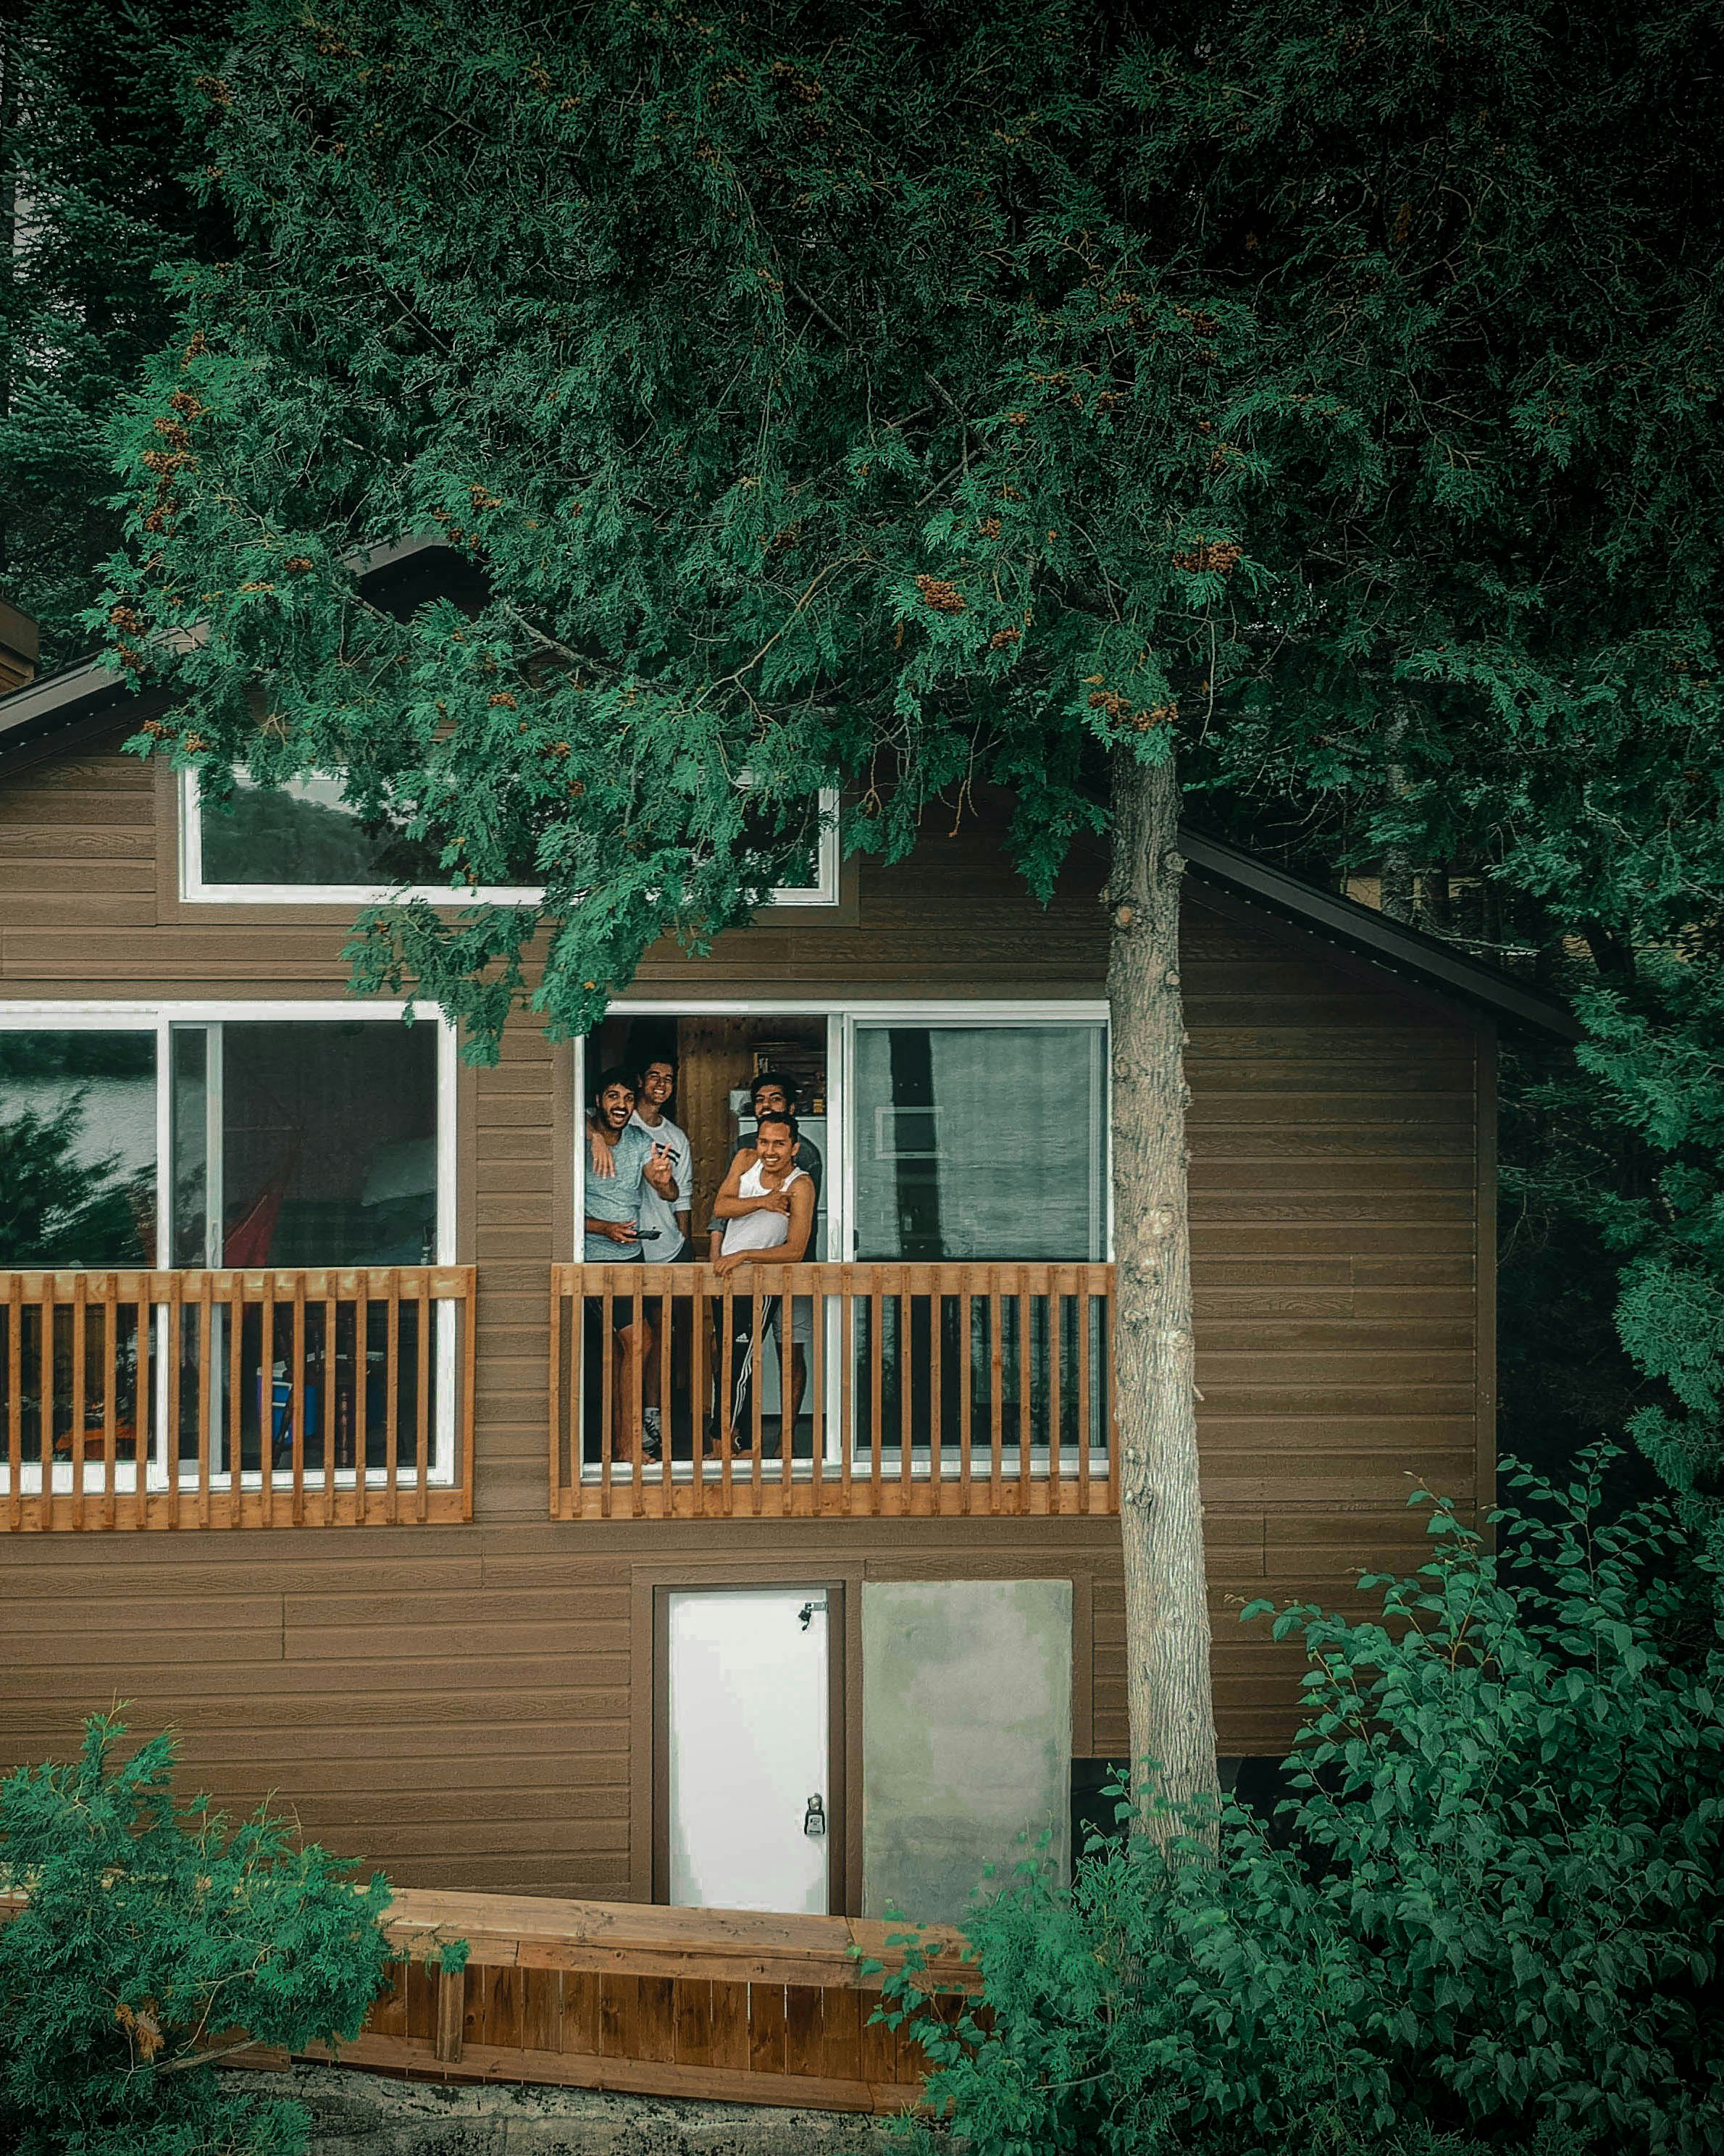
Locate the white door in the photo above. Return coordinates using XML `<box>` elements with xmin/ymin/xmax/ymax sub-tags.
<box><xmin>666</xmin><ymin>1587</ymin><xmax>831</xmax><ymax>1913</ymax></box>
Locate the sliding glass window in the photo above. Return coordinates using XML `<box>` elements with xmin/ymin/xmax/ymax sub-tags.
<box><xmin>848</xmin><ymin>1020</ymin><xmax>1109</xmax><ymax>1465</ymax></box>
<box><xmin>171</xmin><ymin>1021</ymin><xmax>440</xmax><ymax>1268</ymax></box>
<box><xmin>1</xmin><ymin>1009</ymin><xmax>451</xmax><ymax>1495</ymax></box>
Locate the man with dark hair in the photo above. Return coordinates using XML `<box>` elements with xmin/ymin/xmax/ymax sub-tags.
<box><xmin>583</xmin><ymin>1065</ymin><xmax>677</xmax><ymax>1461</ymax></box>
<box><xmin>708</xmin><ymin>1110</ymin><xmax>816</xmax><ymax>1455</ymax></box>
<box><xmin>748</xmin><ymin>1069</ymin><xmax>822</xmax><ymax>1204</ymax></box>
<box><xmin>631</xmin><ymin>1056</ymin><xmax>693</xmax><ymax>1263</ymax></box>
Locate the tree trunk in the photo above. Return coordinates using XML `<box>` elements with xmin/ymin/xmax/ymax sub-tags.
<box><xmin>1107</xmin><ymin>745</ymin><xmax>1219</xmax><ymax>1843</ymax></box>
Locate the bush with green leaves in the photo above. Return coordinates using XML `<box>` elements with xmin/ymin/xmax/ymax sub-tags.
<box><xmin>0</xmin><ymin>1716</ymin><xmax>394</xmax><ymax>2156</ymax></box>
<box><xmin>877</xmin><ymin>1454</ymin><xmax>1724</xmax><ymax>2156</ymax></box>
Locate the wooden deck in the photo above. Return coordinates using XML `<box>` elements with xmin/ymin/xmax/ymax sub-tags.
<box><xmin>0</xmin><ymin>1268</ymin><xmax>476</xmax><ymax>1530</ymax></box>
<box><xmin>261</xmin><ymin>1889</ymin><xmax>974</xmax><ymax>2113</ymax></box>
<box><xmin>551</xmin><ymin>1260</ymin><xmax>1118</xmax><ymax>1518</ymax></box>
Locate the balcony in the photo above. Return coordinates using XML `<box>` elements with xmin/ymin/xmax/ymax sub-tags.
<box><xmin>550</xmin><ymin>1261</ymin><xmax>1118</xmax><ymax>1520</ymax></box>
<box><xmin>0</xmin><ymin>1266</ymin><xmax>474</xmax><ymax>1530</ymax></box>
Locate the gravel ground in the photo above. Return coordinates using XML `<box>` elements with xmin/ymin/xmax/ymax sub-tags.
<box><xmin>243</xmin><ymin>2063</ymin><xmax>905</xmax><ymax>2156</ymax></box>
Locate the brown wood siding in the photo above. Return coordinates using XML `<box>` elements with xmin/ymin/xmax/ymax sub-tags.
<box><xmin>0</xmin><ymin>735</ymin><xmax>1493</xmax><ymax>1889</ymax></box>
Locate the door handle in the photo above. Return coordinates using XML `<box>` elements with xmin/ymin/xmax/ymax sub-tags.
<box><xmin>803</xmin><ymin>1794</ymin><xmax>827</xmax><ymax>1837</ymax></box>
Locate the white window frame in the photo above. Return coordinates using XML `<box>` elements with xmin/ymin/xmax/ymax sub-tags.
<box><xmin>180</xmin><ymin>769</ymin><xmax>842</xmax><ymax>908</ymax></box>
<box><xmin>0</xmin><ymin>998</ymin><xmax>461</xmax><ymax>1497</ymax></box>
<box><xmin>585</xmin><ymin>995</ymin><xmax>1113</xmax><ymax>1266</ymax></box>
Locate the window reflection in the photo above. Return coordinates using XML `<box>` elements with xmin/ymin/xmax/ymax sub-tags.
<box><xmin>0</xmin><ymin>1031</ymin><xmax>157</xmax><ymax>1267</ymax></box>
<box><xmin>199</xmin><ymin>771</ymin><xmax>452</xmax><ymax>887</ymax></box>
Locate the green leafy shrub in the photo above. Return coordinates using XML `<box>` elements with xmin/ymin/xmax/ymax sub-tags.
<box><xmin>879</xmin><ymin>1455</ymin><xmax>1724</xmax><ymax>2156</ymax></box>
<box><xmin>0</xmin><ymin>1715</ymin><xmax>394</xmax><ymax>2155</ymax></box>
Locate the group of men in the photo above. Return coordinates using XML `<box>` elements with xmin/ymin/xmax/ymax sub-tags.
<box><xmin>582</xmin><ymin>1056</ymin><xmax>822</xmax><ymax>1462</ymax></box>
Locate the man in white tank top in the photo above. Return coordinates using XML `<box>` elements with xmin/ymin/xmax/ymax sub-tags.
<box><xmin>708</xmin><ymin>1113</ymin><xmax>815</xmax><ymax>1453</ymax></box>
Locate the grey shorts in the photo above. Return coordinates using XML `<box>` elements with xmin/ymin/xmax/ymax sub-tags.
<box><xmin>764</xmin><ymin>1292</ymin><xmax>816</xmax><ymax>1353</ymax></box>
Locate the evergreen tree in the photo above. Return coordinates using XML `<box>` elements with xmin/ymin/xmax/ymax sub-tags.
<box><xmin>91</xmin><ymin>0</ymin><xmax>1724</xmax><ymax>1808</ymax></box>
<box><xmin>0</xmin><ymin>0</ymin><xmax>234</xmax><ymax>667</ymax></box>
<box><xmin>0</xmin><ymin>1716</ymin><xmax>396</xmax><ymax>2156</ymax></box>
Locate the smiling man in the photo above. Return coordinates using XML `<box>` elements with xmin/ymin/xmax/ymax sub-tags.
<box><xmin>583</xmin><ymin>1065</ymin><xmax>677</xmax><ymax>1462</ymax></box>
<box><xmin>708</xmin><ymin>1110</ymin><xmax>816</xmax><ymax>1456</ymax></box>
<box><xmin>630</xmin><ymin>1056</ymin><xmax>693</xmax><ymax>1265</ymax></box>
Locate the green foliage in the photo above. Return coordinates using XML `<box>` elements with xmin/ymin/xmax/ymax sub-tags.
<box><xmin>0</xmin><ymin>1715</ymin><xmax>394</xmax><ymax>2156</ymax></box>
<box><xmin>878</xmin><ymin>1459</ymin><xmax>1724</xmax><ymax>2156</ymax></box>
<box><xmin>67</xmin><ymin>0</ymin><xmax>1724</xmax><ymax>1526</ymax></box>
<box><xmin>0</xmin><ymin>1</ymin><xmax>236</xmax><ymax>667</ymax></box>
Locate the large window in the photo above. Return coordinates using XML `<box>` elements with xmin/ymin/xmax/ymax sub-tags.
<box><xmin>0</xmin><ymin>1005</ymin><xmax>457</xmax><ymax>1497</ymax></box>
<box><xmin>0</xmin><ymin>1006</ymin><xmax>451</xmax><ymax>1271</ymax></box>
<box><xmin>183</xmin><ymin>770</ymin><xmax>842</xmax><ymax>907</ymax></box>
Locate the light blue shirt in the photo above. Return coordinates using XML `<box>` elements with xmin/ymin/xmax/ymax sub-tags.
<box><xmin>583</xmin><ymin>1121</ymin><xmax>664</xmax><ymax>1262</ymax></box>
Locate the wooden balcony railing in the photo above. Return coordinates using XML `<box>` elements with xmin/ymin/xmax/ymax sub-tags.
<box><xmin>0</xmin><ymin>1267</ymin><xmax>475</xmax><ymax>1531</ymax></box>
<box><xmin>550</xmin><ymin>1261</ymin><xmax>1117</xmax><ymax>1520</ymax></box>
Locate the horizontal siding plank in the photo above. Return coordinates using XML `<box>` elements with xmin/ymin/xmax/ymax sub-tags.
<box><xmin>283</xmin><ymin>1625</ymin><xmax>631</xmax><ymax>1664</ymax></box>
<box><xmin>0</xmin><ymin>1686</ymin><xmax>632</xmax><ymax>1731</ymax></box>
<box><xmin>0</xmin><ymin>825</ymin><xmax>155</xmax><ymax>860</ymax></box>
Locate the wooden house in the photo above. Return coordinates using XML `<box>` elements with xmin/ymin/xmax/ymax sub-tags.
<box><xmin>0</xmin><ymin>544</ymin><xmax>1571</xmax><ymax>1955</ymax></box>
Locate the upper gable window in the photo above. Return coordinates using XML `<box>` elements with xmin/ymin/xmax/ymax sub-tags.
<box><xmin>180</xmin><ymin>770</ymin><xmax>840</xmax><ymax>907</ymax></box>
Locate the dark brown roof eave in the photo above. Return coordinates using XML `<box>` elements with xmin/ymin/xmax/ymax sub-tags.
<box><xmin>0</xmin><ymin>536</ymin><xmax>485</xmax><ymax>779</ymax></box>
<box><xmin>1179</xmin><ymin>824</ymin><xmax>1582</xmax><ymax>1041</ymax></box>
<box><xmin>0</xmin><ymin>656</ymin><xmax>172</xmax><ymax>779</ymax></box>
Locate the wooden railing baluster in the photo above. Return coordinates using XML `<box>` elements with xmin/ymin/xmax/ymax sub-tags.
<box><xmin>988</xmin><ymin>1273</ymin><xmax>1005</xmax><ymax>1500</ymax></box>
<box><xmin>195</xmin><ymin>1274</ymin><xmax>216</xmax><ymax>1530</ymax></box>
<box><xmin>69</xmin><ymin>1273</ymin><xmax>88</xmax><ymax>1534</ymax></box>
<box><xmin>748</xmin><ymin>1291</ymin><xmax>765</xmax><ymax>1517</ymax></box>
<box><xmin>598</xmin><ymin>1276</ymin><xmax>614</xmax><ymax>1520</ymax></box>
<box><xmin>1047</xmin><ymin>1269</ymin><xmax>1066</xmax><ymax>1515</ymax></box>
<box><xmin>353</xmin><ymin>1274</ymin><xmax>371</xmax><ymax>1528</ymax></box>
<box><xmin>415</xmin><ymin>1271</ymin><xmax>432</xmax><ymax>1526</ymax></box>
<box><xmin>1016</xmin><ymin>1274</ymin><xmax>1034</xmax><ymax>1516</ymax></box>
<box><xmin>687</xmin><ymin>1271</ymin><xmax>707</xmax><ymax>1523</ymax></box>
<box><xmin>806</xmin><ymin>1266</ymin><xmax>825</xmax><ymax>1517</ymax></box>
<box><xmin>459</xmin><ymin>1271</ymin><xmax>477</xmax><ymax>1524</ymax></box>
<box><xmin>131</xmin><ymin>1276</ymin><xmax>149</xmax><ymax>1534</ymax></box>
<box><xmin>548</xmin><ymin>1268</ymin><xmax>565</xmax><ymax>1519</ymax></box>
<box><xmin>1104</xmin><ymin>1277</ymin><xmax>1119</xmax><ymax>1497</ymax></box>
<box><xmin>837</xmin><ymin>1277</ymin><xmax>855</xmax><ymax>1519</ymax></box>
<box><xmin>224</xmin><ymin>1277</ymin><xmax>242</xmax><ymax>1529</ymax></box>
<box><xmin>166</xmin><ymin>1274</ymin><xmax>183</xmax><ymax>1531</ymax></box>
<box><xmin>381</xmin><ymin>1274</ymin><xmax>398</xmax><ymax>1523</ymax></box>
<box><xmin>6</xmin><ymin>1276</ymin><xmax>22</xmax><ymax>1534</ymax></box>
<box><xmin>101</xmin><ymin>1282</ymin><xmax>118</xmax><ymax>1530</ymax></box>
